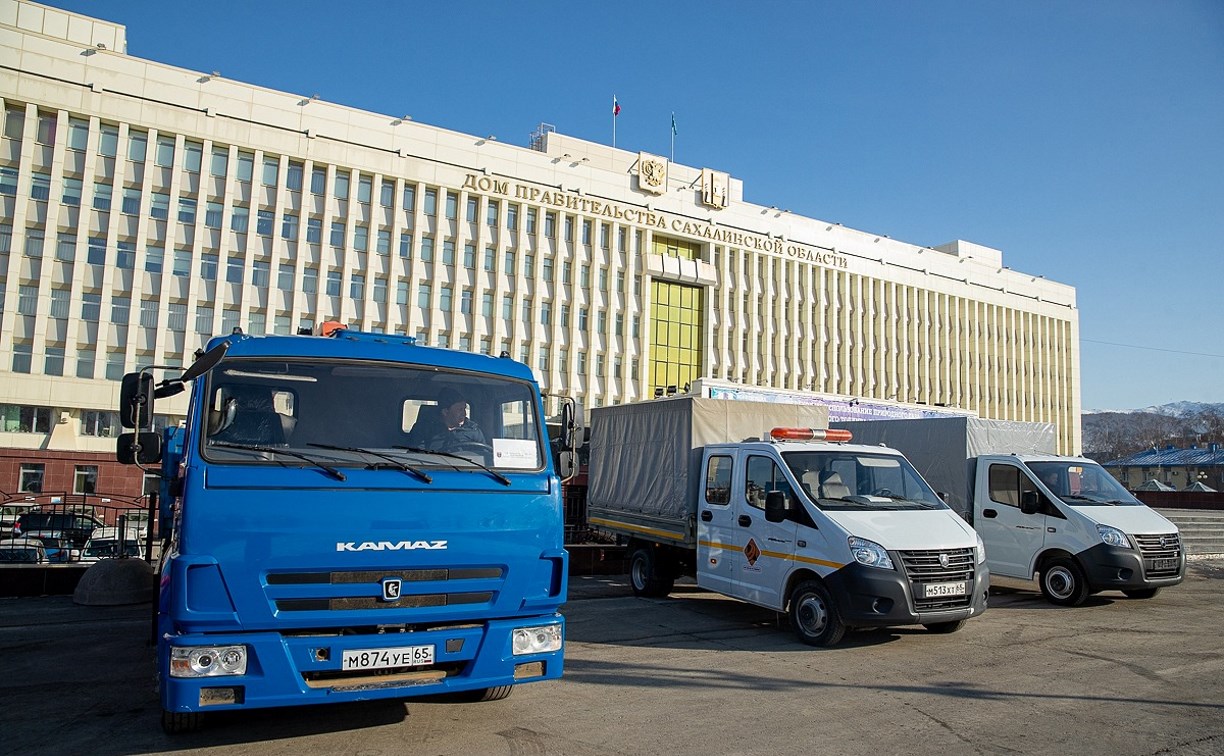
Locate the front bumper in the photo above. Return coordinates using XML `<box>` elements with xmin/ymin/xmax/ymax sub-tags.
<box><xmin>161</xmin><ymin>613</ymin><xmax>564</xmax><ymax>713</ymax></box>
<box><xmin>1078</xmin><ymin>543</ymin><xmax>1185</xmax><ymax>592</ymax></box>
<box><xmin>824</xmin><ymin>561</ymin><xmax>990</xmax><ymax>629</ymax></box>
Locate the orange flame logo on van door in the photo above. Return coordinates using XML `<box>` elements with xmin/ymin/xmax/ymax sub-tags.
<box><xmin>744</xmin><ymin>538</ymin><xmax>761</xmax><ymax>567</ymax></box>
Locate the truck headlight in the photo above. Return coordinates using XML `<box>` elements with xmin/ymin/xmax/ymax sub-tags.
<box><xmin>1097</xmin><ymin>525</ymin><xmax>1131</xmax><ymax>549</ymax></box>
<box><xmin>975</xmin><ymin>532</ymin><xmax>987</xmax><ymax>565</ymax></box>
<box><xmin>848</xmin><ymin>536</ymin><xmax>894</xmax><ymax>570</ymax></box>
<box><xmin>170</xmin><ymin>645</ymin><xmax>248</xmax><ymax>678</ymax></box>
<box><xmin>512</xmin><ymin>624</ymin><xmax>562</xmax><ymax>655</ymax></box>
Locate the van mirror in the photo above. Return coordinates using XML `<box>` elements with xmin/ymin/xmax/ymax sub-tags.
<box><xmin>117</xmin><ymin>432</ymin><xmax>163</xmax><ymax>465</ymax></box>
<box><xmin>120</xmin><ymin>373</ymin><xmax>155</xmax><ymax>429</ymax></box>
<box><xmin>765</xmin><ymin>491</ymin><xmax>791</xmax><ymax>523</ymax></box>
<box><xmin>1019</xmin><ymin>490</ymin><xmax>1041</xmax><ymax>515</ymax></box>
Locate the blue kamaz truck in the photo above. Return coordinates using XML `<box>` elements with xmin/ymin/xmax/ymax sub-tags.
<box><xmin>116</xmin><ymin>328</ymin><xmax>579</xmax><ymax>733</ymax></box>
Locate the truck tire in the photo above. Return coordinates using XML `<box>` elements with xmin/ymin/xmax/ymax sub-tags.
<box><xmin>923</xmin><ymin>619</ymin><xmax>967</xmax><ymax>634</ymax></box>
<box><xmin>1040</xmin><ymin>557</ymin><xmax>1090</xmax><ymax>606</ymax></box>
<box><xmin>1123</xmin><ymin>588</ymin><xmax>1161</xmax><ymax>599</ymax></box>
<box><xmin>788</xmin><ymin>579</ymin><xmax>846</xmax><ymax>646</ymax></box>
<box><xmin>629</xmin><ymin>546</ymin><xmax>674</xmax><ymax>598</ymax></box>
<box><xmin>161</xmin><ymin>709</ymin><xmax>202</xmax><ymax>734</ymax></box>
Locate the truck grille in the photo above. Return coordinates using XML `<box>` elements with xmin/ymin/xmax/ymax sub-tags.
<box><xmin>1133</xmin><ymin>532</ymin><xmax>1182</xmax><ymax>578</ymax></box>
<box><xmin>898</xmin><ymin>548</ymin><xmax>976</xmax><ymax>611</ymax></box>
<box><xmin>266</xmin><ymin>567</ymin><xmax>503</xmax><ymax>613</ymax></box>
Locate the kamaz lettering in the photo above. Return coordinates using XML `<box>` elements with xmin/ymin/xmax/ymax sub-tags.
<box><xmin>337</xmin><ymin>540</ymin><xmax>448</xmax><ymax>552</ymax></box>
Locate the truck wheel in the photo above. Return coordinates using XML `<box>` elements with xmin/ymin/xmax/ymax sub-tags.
<box><xmin>1123</xmin><ymin>588</ymin><xmax>1161</xmax><ymax>599</ymax></box>
<box><xmin>161</xmin><ymin>709</ymin><xmax>202</xmax><ymax>734</ymax></box>
<box><xmin>923</xmin><ymin>619</ymin><xmax>966</xmax><ymax>634</ymax></box>
<box><xmin>1040</xmin><ymin>557</ymin><xmax>1089</xmax><ymax>606</ymax></box>
<box><xmin>629</xmin><ymin>547</ymin><xmax>674</xmax><ymax>598</ymax></box>
<box><xmin>788</xmin><ymin>580</ymin><xmax>846</xmax><ymax>646</ymax></box>
<box><xmin>464</xmin><ymin>685</ymin><xmax>514</xmax><ymax>702</ymax></box>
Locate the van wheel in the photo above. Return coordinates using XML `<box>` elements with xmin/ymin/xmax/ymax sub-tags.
<box><xmin>788</xmin><ymin>580</ymin><xmax>846</xmax><ymax>646</ymax></box>
<box><xmin>1123</xmin><ymin>588</ymin><xmax>1161</xmax><ymax>599</ymax></box>
<box><xmin>1040</xmin><ymin>557</ymin><xmax>1089</xmax><ymax>606</ymax></box>
<box><xmin>161</xmin><ymin>709</ymin><xmax>202</xmax><ymax>734</ymax></box>
<box><xmin>629</xmin><ymin>546</ymin><xmax>674</xmax><ymax>597</ymax></box>
<box><xmin>923</xmin><ymin>619</ymin><xmax>967</xmax><ymax>634</ymax></box>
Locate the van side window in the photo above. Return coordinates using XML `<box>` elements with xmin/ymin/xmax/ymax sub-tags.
<box><xmin>745</xmin><ymin>456</ymin><xmax>791</xmax><ymax>511</ymax></box>
<box><xmin>705</xmin><ymin>455</ymin><xmax>733</xmax><ymax>506</ymax></box>
<box><xmin>989</xmin><ymin>465</ymin><xmax>1041</xmax><ymax>509</ymax></box>
<box><xmin>989</xmin><ymin>465</ymin><xmax>1021</xmax><ymax>507</ymax></box>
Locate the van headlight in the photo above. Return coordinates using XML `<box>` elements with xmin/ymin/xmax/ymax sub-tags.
<box><xmin>848</xmin><ymin>536</ymin><xmax>894</xmax><ymax>570</ymax></box>
<box><xmin>512</xmin><ymin>624</ymin><xmax>562</xmax><ymax>655</ymax></box>
<box><xmin>1097</xmin><ymin>525</ymin><xmax>1131</xmax><ymax>549</ymax></box>
<box><xmin>169</xmin><ymin>645</ymin><xmax>248</xmax><ymax>677</ymax></box>
<box><xmin>975</xmin><ymin>532</ymin><xmax>987</xmax><ymax>565</ymax></box>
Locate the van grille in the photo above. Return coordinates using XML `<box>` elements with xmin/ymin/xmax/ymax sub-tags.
<box><xmin>1133</xmin><ymin>533</ymin><xmax>1182</xmax><ymax>578</ymax></box>
<box><xmin>265</xmin><ymin>567</ymin><xmax>503</xmax><ymax>613</ymax></box>
<box><xmin>898</xmin><ymin>548</ymin><xmax>976</xmax><ymax>611</ymax></box>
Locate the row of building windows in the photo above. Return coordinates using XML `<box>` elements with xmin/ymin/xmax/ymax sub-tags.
<box><xmin>0</xmin><ymin>404</ymin><xmax>166</xmax><ymax>438</ymax></box>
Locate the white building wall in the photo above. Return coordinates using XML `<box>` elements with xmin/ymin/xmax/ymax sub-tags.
<box><xmin>0</xmin><ymin>0</ymin><xmax>1082</xmax><ymax>456</ymax></box>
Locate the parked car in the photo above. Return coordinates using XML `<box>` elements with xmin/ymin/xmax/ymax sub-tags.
<box><xmin>0</xmin><ymin>538</ymin><xmax>48</xmax><ymax>564</ymax></box>
<box><xmin>13</xmin><ymin>512</ymin><xmax>102</xmax><ymax>548</ymax></box>
<box><xmin>24</xmin><ymin>531</ymin><xmax>82</xmax><ymax>563</ymax></box>
<box><xmin>81</xmin><ymin>527</ymin><xmax>144</xmax><ymax>563</ymax></box>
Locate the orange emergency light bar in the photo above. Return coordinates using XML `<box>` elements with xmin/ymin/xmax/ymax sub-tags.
<box><xmin>769</xmin><ymin>427</ymin><xmax>854</xmax><ymax>443</ymax></box>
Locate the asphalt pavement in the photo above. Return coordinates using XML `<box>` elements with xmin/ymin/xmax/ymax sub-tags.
<box><xmin>1</xmin><ymin>561</ymin><xmax>1222</xmax><ymax>755</ymax></box>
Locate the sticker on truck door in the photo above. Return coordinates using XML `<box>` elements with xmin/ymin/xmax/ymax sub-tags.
<box><xmin>743</xmin><ymin>538</ymin><xmax>761</xmax><ymax>569</ymax></box>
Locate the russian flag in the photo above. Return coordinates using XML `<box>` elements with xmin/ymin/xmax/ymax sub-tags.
<box><xmin>613</xmin><ymin>96</ymin><xmax>621</xmax><ymax>117</ymax></box>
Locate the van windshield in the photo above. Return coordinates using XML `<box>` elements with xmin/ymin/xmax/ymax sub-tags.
<box><xmin>782</xmin><ymin>451</ymin><xmax>946</xmax><ymax>511</ymax></box>
<box><xmin>1026</xmin><ymin>461</ymin><xmax>1142</xmax><ymax>506</ymax></box>
<box><xmin>199</xmin><ymin>358</ymin><xmax>544</xmax><ymax>472</ymax></box>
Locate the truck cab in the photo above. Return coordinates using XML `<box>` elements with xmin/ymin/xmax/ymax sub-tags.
<box><xmin>973</xmin><ymin>454</ymin><xmax>1184</xmax><ymax>605</ymax></box>
<box><xmin>116</xmin><ymin>329</ymin><xmax>579</xmax><ymax>732</ymax></box>
<box><xmin>694</xmin><ymin>433</ymin><xmax>989</xmax><ymax>645</ymax></box>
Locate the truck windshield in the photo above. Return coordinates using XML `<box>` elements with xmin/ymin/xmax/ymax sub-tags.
<box><xmin>199</xmin><ymin>358</ymin><xmax>544</xmax><ymax>472</ymax></box>
<box><xmin>1026</xmin><ymin>461</ymin><xmax>1142</xmax><ymax>506</ymax></box>
<box><xmin>782</xmin><ymin>451</ymin><xmax>946</xmax><ymax>511</ymax></box>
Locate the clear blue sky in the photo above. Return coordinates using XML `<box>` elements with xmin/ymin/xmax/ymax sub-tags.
<box><xmin>44</xmin><ymin>0</ymin><xmax>1224</xmax><ymax>411</ymax></box>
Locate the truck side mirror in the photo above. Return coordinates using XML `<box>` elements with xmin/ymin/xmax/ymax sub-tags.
<box><xmin>559</xmin><ymin>400</ymin><xmax>584</xmax><ymax>450</ymax></box>
<box><xmin>558</xmin><ymin>450</ymin><xmax>576</xmax><ymax>480</ymax></box>
<box><xmin>117</xmin><ymin>432</ymin><xmax>163</xmax><ymax>465</ymax></box>
<box><xmin>1019</xmin><ymin>490</ymin><xmax>1041</xmax><ymax>515</ymax></box>
<box><xmin>120</xmin><ymin>373</ymin><xmax>155</xmax><ymax>429</ymax></box>
<box><xmin>765</xmin><ymin>491</ymin><xmax>791</xmax><ymax>523</ymax></box>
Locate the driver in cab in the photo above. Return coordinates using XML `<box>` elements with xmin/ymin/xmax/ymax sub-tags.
<box><xmin>429</xmin><ymin>388</ymin><xmax>488</xmax><ymax>452</ymax></box>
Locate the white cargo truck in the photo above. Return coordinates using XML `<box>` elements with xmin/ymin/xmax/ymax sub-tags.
<box><xmin>834</xmin><ymin>417</ymin><xmax>1185</xmax><ymax>605</ymax></box>
<box><xmin>587</xmin><ymin>397</ymin><xmax>988</xmax><ymax>646</ymax></box>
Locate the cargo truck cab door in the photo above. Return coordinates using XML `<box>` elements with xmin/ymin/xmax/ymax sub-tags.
<box><xmin>730</xmin><ymin>454</ymin><xmax>797</xmax><ymax>610</ymax></box>
<box><xmin>979</xmin><ymin>463</ymin><xmax>1048</xmax><ymax>579</ymax></box>
<box><xmin>697</xmin><ymin>453</ymin><xmax>739</xmax><ymax>596</ymax></box>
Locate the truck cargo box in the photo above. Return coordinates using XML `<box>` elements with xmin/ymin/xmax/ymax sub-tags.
<box><xmin>587</xmin><ymin>397</ymin><xmax>829</xmax><ymax>544</ymax></box>
<box><xmin>832</xmin><ymin>416</ymin><xmax>1056</xmax><ymax>521</ymax></box>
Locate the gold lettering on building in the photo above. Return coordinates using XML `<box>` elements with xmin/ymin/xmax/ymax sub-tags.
<box><xmin>462</xmin><ymin>174</ymin><xmax>847</xmax><ymax>269</ymax></box>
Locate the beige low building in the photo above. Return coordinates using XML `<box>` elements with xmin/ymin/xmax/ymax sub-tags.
<box><xmin>0</xmin><ymin>0</ymin><xmax>1081</xmax><ymax>494</ymax></box>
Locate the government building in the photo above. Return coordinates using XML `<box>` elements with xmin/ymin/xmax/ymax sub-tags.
<box><xmin>0</xmin><ymin>0</ymin><xmax>1081</xmax><ymax>500</ymax></box>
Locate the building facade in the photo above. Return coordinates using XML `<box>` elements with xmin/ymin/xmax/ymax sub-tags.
<box><xmin>0</xmin><ymin>0</ymin><xmax>1082</xmax><ymax>497</ymax></box>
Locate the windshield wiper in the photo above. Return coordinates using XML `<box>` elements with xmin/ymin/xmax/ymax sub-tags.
<box><xmin>395</xmin><ymin>446</ymin><xmax>512</xmax><ymax>486</ymax></box>
<box><xmin>1060</xmin><ymin>494</ymin><xmax>1108</xmax><ymax>504</ymax></box>
<box><xmin>209</xmin><ymin>442</ymin><xmax>346</xmax><ymax>481</ymax></box>
<box><xmin>306</xmin><ymin>443</ymin><xmax>432</xmax><ymax>483</ymax></box>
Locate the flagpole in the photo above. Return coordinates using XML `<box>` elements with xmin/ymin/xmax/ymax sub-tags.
<box><xmin>670</xmin><ymin>112</ymin><xmax>675</xmax><ymax>162</ymax></box>
<box><xmin>612</xmin><ymin>94</ymin><xmax>617</xmax><ymax>149</ymax></box>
